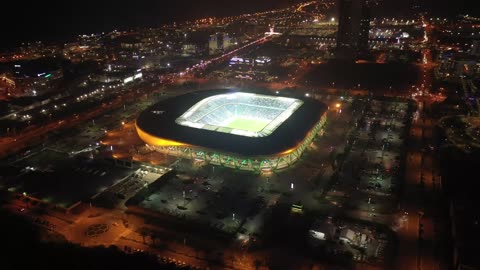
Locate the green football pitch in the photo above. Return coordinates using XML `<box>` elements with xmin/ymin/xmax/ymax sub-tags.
<box><xmin>225</xmin><ymin>117</ymin><xmax>269</xmax><ymax>132</ymax></box>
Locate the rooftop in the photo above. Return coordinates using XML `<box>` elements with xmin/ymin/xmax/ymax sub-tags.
<box><xmin>136</xmin><ymin>89</ymin><xmax>327</xmax><ymax>157</ymax></box>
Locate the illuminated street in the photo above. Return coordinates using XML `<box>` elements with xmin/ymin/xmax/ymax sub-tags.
<box><xmin>1</xmin><ymin>0</ymin><xmax>479</xmax><ymax>269</ymax></box>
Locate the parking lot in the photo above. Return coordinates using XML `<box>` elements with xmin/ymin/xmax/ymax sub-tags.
<box><xmin>125</xmin><ymin>94</ymin><xmax>360</xmax><ymax>238</ymax></box>
<box><xmin>0</xmin><ymin>91</ymin><xmax>410</xmax><ymax>267</ymax></box>
<box><xmin>325</xmin><ymin>98</ymin><xmax>411</xmax><ymax>222</ymax></box>
<box><xmin>113</xmin><ymin>95</ymin><xmax>409</xmax><ymax>266</ymax></box>
<box><xmin>1</xmin><ymin>149</ymin><xmax>135</xmax><ymax>208</ymax></box>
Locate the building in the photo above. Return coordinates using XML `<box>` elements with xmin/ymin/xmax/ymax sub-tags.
<box><xmin>209</xmin><ymin>33</ymin><xmax>236</xmax><ymax>55</ymax></box>
<box><xmin>228</xmin><ymin>56</ymin><xmax>272</xmax><ymax>80</ymax></box>
<box><xmin>339</xmin><ymin>228</ymin><xmax>356</xmax><ymax>244</ymax></box>
<box><xmin>209</xmin><ymin>34</ymin><xmax>221</xmax><ymax>55</ymax></box>
<box><xmin>228</xmin><ymin>56</ymin><xmax>271</xmax><ymax>69</ymax></box>
<box><xmin>437</xmin><ymin>54</ymin><xmax>480</xmax><ymax>79</ymax></box>
<box><xmin>7</xmin><ymin>58</ymin><xmax>63</xmax><ymax>96</ymax></box>
<box><xmin>223</xmin><ymin>33</ymin><xmax>235</xmax><ymax>50</ymax></box>
<box><xmin>336</xmin><ymin>0</ymin><xmax>352</xmax><ymax>49</ymax></box>
<box><xmin>309</xmin><ymin>218</ymin><xmax>336</xmax><ymax>241</ymax></box>
<box><xmin>254</xmin><ymin>56</ymin><xmax>272</xmax><ymax>68</ymax></box>
<box><xmin>335</xmin><ymin>0</ymin><xmax>371</xmax><ymax>60</ymax></box>
<box><xmin>0</xmin><ymin>73</ymin><xmax>15</xmax><ymax>96</ymax></box>
<box><xmin>229</xmin><ymin>57</ymin><xmax>254</xmax><ymax>70</ymax></box>
<box><xmin>411</xmin><ymin>0</ymin><xmax>423</xmax><ymax>15</ymax></box>
<box><xmin>0</xmin><ymin>73</ymin><xmax>15</xmax><ymax>88</ymax></box>
<box><xmin>182</xmin><ymin>44</ymin><xmax>199</xmax><ymax>56</ymax></box>
<box><xmin>63</xmin><ymin>42</ymin><xmax>104</xmax><ymax>62</ymax></box>
<box><xmin>118</xmin><ymin>36</ymin><xmax>143</xmax><ymax>50</ymax></box>
<box><xmin>91</xmin><ymin>64</ymin><xmax>143</xmax><ymax>84</ymax></box>
<box><xmin>357</xmin><ymin>2</ymin><xmax>371</xmax><ymax>54</ymax></box>
<box><xmin>136</xmin><ymin>90</ymin><xmax>327</xmax><ymax>172</ymax></box>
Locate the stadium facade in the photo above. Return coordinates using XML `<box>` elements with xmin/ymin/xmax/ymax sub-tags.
<box><xmin>136</xmin><ymin>89</ymin><xmax>327</xmax><ymax>172</ymax></box>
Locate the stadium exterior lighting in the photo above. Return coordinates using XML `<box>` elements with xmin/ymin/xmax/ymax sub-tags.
<box><xmin>136</xmin><ymin>90</ymin><xmax>327</xmax><ymax>172</ymax></box>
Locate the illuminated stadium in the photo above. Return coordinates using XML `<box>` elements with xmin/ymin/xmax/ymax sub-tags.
<box><xmin>175</xmin><ymin>92</ymin><xmax>304</xmax><ymax>137</ymax></box>
<box><xmin>136</xmin><ymin>89</ymin><xmax>327</xmax><ymax>171</ymax></box>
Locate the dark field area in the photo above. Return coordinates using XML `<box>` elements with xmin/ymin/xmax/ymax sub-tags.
<box><xmin>1</xmin><ymin>151</ymin><xmax>133</xmax><ymax>208</ymax></box>
<box><xmin>302</xmin><ymin>63</ymin><xmax>420</xmax><ymax>93</ymax></box>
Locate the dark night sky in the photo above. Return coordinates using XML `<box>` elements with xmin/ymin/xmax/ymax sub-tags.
<box><xmin>1</xmin><ymin>0</ymin><xmax>477</xmax><ymax>49</ymax></box>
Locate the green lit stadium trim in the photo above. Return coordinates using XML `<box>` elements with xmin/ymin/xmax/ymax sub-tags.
<box><xmin>147</xmin><ymin>113</ymin><xmax>327</xmax><ymax>172</ymax></box>
<box><xmin>136</xmin><ymin>89</ymin><xmax>328</xmax><ymax>172</ymax></box>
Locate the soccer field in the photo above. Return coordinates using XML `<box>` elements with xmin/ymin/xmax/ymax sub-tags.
<box><xmin>226</xmin><ymin>117</ymin><xmax>270</xmax><ymax>132</ymax></box>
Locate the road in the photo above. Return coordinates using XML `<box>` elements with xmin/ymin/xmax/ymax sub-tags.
<box><xmin>396</xmin><ymin>36</ymin><xmax>441</xmax><ymax>269</ymax></box>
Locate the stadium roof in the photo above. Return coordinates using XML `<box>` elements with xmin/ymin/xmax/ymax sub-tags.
<box><xmin>12</xmin><ymin>57</ymin><xmax>62</xmax><ymax>78</ymax></box>
<box><xmin>136</xmin><ymin>89</ymin><xmax>327</xmax><ymax>157</ymax></box>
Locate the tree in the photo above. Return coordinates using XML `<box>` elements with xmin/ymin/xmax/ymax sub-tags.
<box><xmin>139</xmin><ymin>228</ymin><xmax>147</xmax><ymax>244</ymax></box>
<box><xmin>150</xmin><ymin>232</ymin><xmax>157</xmax><ymax>247</ymax></box>
<box><xmin>254</xmin><ymin>259</ymin><xmax>262</xmax><ymax>270</ymax></box>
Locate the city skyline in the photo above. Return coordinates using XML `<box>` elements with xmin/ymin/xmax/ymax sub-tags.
<box><xmin>1</xmin><ymin>0</ymin><xmax>479</xmax><ymax>269</ymax></box>
<box><xmin>2</xmin><ymin>0</ymin><xmax>477</xmax><ymax>48</ymax></box>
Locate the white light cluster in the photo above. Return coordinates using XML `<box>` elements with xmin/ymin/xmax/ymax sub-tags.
<box><xmin>175</xmin><ymin>92</ymin><xmax>303</xmax><ymax>137</ymax></box>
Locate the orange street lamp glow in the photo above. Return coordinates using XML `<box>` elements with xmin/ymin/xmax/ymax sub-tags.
<box><xmin>136</xmin><ymin>123</ymin><xmax>189</xmax><ymax>147</ymax></box>
<box><xmin>335</xmin><ymin>103</ymin><xmax>341</xmax><ymax>108</ymax></box>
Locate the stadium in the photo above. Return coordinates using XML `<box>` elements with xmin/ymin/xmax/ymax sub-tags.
<box><xmin>135</xmin><ymin>89</ymin><xmax>327</xmax><ymax>171</ymax></box>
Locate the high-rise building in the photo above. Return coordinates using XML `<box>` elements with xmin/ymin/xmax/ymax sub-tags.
<box><xmin>209</xmin><ymin>34</ymin><xmax>220</xmax><ymax>55</ymax></box>
<box><xmin>209</xmin><ymin>33</ymin><xmax>235</xmax><ymax>55</ymax></box>
<box><xmin>411</xmin><ymin>0</ymin><xmax>422</xmax><ymax>15</ymax></box>
<box><xmin>357</xmin><ymin>2</ymin><xmax>371</xmax><ymax>54</ymax></box>
<box><xmin>223</xmin><ymin>33</ymin><xmax>234</xmax><ymax>50</ymax></box>
<box><xmin>335</xmin><ymin>0</ymin><xmax>371</xmax><ymax>60</ymax></box>
<box><xmin>336</xmin><ymin>0</ymin><xmax>354</xmax><ymax>59</ymax></box>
